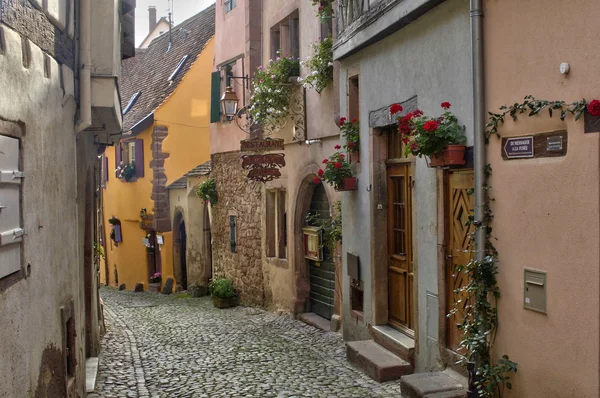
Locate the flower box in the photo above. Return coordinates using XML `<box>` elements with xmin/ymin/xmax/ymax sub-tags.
<box><xmin>147</xmin><ymin>283</ymin><xmax>161</xmax><ymax>293</ymax></box>
<box><xmin>427</xmin><ymin>145</ymin><xmax>466</xmax><ymax>167</ymax></box>
<box><xmin>212</xmin><ymin>296</ymin><xmax>237</xmax><ymax>309</ymax></box>
<box><xmin>336</xmin><ymin>177</ymin><xmax>358</xmax><ymax>192</ymax></box>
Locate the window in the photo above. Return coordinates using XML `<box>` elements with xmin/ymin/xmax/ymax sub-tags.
<box><xmin>270</xmin><ymin>11</ymin><xmax>299</xmax><ymax>59</ymax></box>
<box><xmin>0</xmin><ymin>135</ymin><xmax>24</xmax><ymax>279</ymax></box>
<box><xmin>128</xmin><ymin>141</ymin><xmax>136</xmax><ymax>164</ymax></box>
<box><xmin>115</xmin><ymin>139</ymin><xmax>144</xmax><ymax>180</ymax></box>
<box><xmin>266</xmin><ymin>189</ymin><xmax>286</xmax><ymax>259</ymax></box>
<box><xmin>225</xmin><ymin>0</ymin><xmax>236</xmax><ymax>13</ymax></box>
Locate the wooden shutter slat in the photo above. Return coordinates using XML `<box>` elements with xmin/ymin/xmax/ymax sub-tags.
<box><xmin>135</xmin><ymin>139</ymin><xmax>144</xmax><ymax>178</ymax></box>
<box><xmin>210</xmin><ymin>71</ymin><xmax>221</xmax><ymax>123</ymax></box>
<box><xmin>103</xmin><ymin>156</ymin><xmax>108</xmax><ymax>183</ymax></box>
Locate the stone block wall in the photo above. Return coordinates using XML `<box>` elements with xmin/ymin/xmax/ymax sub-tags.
<box><xmin>210</xmin><ymin>151</ymin><xmax>264</xmax><ymax>306</ymax></box>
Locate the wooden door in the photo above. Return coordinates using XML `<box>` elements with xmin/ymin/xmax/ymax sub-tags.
<box><xmin>387</xmin><ymin>163</ymin><xmax>414</xmax><ymax>334</ymax></box>
<box><xmin>446</xmin><ymin>171</ymin><xmax>474</xmax><ymax>352</ymax></box>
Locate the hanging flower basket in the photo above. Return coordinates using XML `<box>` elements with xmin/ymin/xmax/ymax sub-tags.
<box><xmin>427</xmin><ymin>145</ymin><xmax>466</xmax><ymax>167</ymax></box>
<box><xmin>336</xmin><ymin>177</ymin><xmax>358</xmax><ymax>192</ymax></box>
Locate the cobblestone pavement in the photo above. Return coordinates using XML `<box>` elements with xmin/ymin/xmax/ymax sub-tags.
<box><xmin>93</xmin><ymin>287</ymin><xmax>403</xmax><ymax>398</ymax></box>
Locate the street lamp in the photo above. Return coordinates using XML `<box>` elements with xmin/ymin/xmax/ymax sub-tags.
<box><xmin>220</xmin><ymin>86</ymin><xmax>239</xmax><ymax>121</ymax></box>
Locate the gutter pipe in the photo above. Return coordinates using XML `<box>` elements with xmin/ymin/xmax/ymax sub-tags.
<box><xmin>470</xmin><ymin>0</ymin><xmax>485</xmax><ymax>396</ymax></box>
<box><xmin>76</xmin><ymin>0</ymin><xmax>92</xmax><ymax>132</ymax></box>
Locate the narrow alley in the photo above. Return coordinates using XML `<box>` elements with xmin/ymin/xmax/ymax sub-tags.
<box><xmin>91</xmin><ymin>288</ymin><xmax>403</xmax><ymax>398</ymax></box>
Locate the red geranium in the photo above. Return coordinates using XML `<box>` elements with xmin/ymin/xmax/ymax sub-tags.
<box><xmin>390</xmin><ymin>103</ymin><xmax>403</xmax><ymax>114</ymax></box>
<box><xmin>322</xmin><ymin>158</ymin><xmax>328</xmax><ymax>164</ymax></box>
<box><xmin>318</xmin><ymin>169</ymin><xmax>324</xmax><ymax>176</ymax></box>
<box><xmin>423</xmin><ymin>120</ymin><xmax>439</xmax><ymax>132</ymax></box>
<box><xmin>413</xmin><ymin>109</ymin><xmax>423</xmax><ymax>117</ymax></box>
<box><xmin>334</xmin><ymin>144</ymin><xmax>341</xmax><ymax>150</ymax></box>
<box><xmin>339</xmin><ymin>117</ymin><xmax>347</xmax><ymax>126</ymax></box>
<box><xmin>347</xmin><ymin>141</ymin><xmax>356</xmax><ymax>150</ymax></box>
<box><xmin>587</xmin><ymin>99</ymin><xmax>600</xmax><ymax>117</ymax></box>
<box><xmin>351</xmin><ymin>118</ymin><xmax>358</xmax><ymax>123</ymax></box>
<box><xmin>334</xmin><ymin>162</ymin><xmax>342</xmax><ymax>169</ymax></box>
<box><xmin>313</xmin><ymin>177</ymin><xmax>322</xmax><ymax>185</ymax></box>
<box><xmin>441</xmin><ymin>102</ymin><xmax>451</xmax><ymax>110</ymax></box>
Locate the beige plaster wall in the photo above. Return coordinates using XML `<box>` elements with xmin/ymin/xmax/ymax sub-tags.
<box><xmin>484</xmin><ymin>1</ymin><xmax>600</xmax><ymax>396</ymax></box>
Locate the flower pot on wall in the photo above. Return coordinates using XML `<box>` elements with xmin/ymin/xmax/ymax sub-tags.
<box><xmin>428</xmin><ymin>145</ymin><xmax>466</xmax><ymax>167</ymax></box>
<box><xmin>336</xmin><ymin>177</ymin><xmax>358</xmax><ymax>192</ymax></box>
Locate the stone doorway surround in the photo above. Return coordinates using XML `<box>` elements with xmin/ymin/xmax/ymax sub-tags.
<box><xmin>172</xmin><ymin>208</ymin><xmax>186</xmax><ymax>289</ymax></box>
<box><xmin>292</xmin><ymin>165</ymin><xmax>342</xmax><ymax>332</ymax></box>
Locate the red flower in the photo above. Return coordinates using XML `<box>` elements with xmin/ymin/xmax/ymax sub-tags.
<box><xmin>347</xmin><ymin>141</ymin><xmax>356</xmax><ymax>149</ymax></box>
<box><xmin>402</xmin><ymin>113</ymin><xmax>413</xmax><ymax>123</ymax></box>
<box><xmin>351</xmin><ymin>118</ymin><xmax>358</xmax><ymax>123</ymax></box>
<box><xmin>322</xmin><ymin>158</ymin><xmax>329</xmax><ymax>164</ymax></box>
<box><xmin>318</xmin><ymin>169</ymin><xmax>324</xmax><ymax>176</ymax></box>
<box><xmin>413</xmin><ymin>109</ymin><xmax>423</xmax><ymax>117</ymax></box>
<box><xmin>401</xmin><ymin>136</ymin><xmax>410</xmax><ymax>145</ymax></box>
<box><xmin>587</xmin><ymin>99</ymin><xmax>600</xmax><ymax>117</ymax></box>
<box><xmin>339</xmin><ymin>117</ymin><xmax>347</xmax><ymax>126</ymax></box>
<box><xmin>390</xmin><ymin>103</ymin><xmax>403</xmax><ymax>114</ymax></box>
<box><xmin>313</xmin><ymin>177</ymin><xmax>322</xmax><ymax>185</ymax></box>
<box><xmin>441</xmin><ymin>101</ymin><xmax>451</xmax><ymax>110</ymax></box>
<box><xmin>334</xmin><ymin>144</ymin><xmax>341</xmax><ymax>150</ymax></box>
<box><xmin>410</xmin><ymin>142</ymin><xmax>419</xmax><ymax>150</ymax></box>
<box><xmin>339</xmin><ymin>154</ymin><xmax>345</xmax><ymax>158</ymax></box>
<box><xmin>334</xmin><ymin>162</ymin><xmax>342</xmax><ymax>169</ymax></box>
<box><xmin>423</xmin><ymin>120</ymin><xmax>438</xmax><ymax>132</ymax></box>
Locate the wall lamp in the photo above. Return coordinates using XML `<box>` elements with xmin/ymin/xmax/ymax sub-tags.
<box><xmin>220</xmin><ymin>72</ymin><xmax>249</xmax><ymax>121</ymax></box>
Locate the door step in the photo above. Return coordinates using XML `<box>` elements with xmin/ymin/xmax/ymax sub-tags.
<box><xmin>298</xmin><ymin>312</ymin><xmax>331</xmax><ymax>332</ymax></box>
<box><xmin>400</xmin><ymin>372</ymin><xmax>466</xmax><ymax>398</ymax></box>
<box><xmin>370</xmin><ymin>325</ymin><xmax>415</xmax><ymax>365</ymax></box>
<box><xmin>346</xmin><ymin>340</ymin><xmax>413</xmax><ymax>382</ymax></box>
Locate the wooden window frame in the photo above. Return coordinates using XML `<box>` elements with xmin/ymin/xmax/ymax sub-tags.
<box><xmin>270</xmin><ymin>11</ymin><xmax>300</xmax><ymax>59</ymax></box>
<box><xmin>266</xmin><ymin>189</ymin><xmax>287</xmax><ymax>259</ymax></box>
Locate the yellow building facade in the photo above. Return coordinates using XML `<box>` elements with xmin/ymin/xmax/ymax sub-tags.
<box><xmin>100</xmin><ymin>6</ymin><xmax>215</xmax><ymax>291</ymax></box>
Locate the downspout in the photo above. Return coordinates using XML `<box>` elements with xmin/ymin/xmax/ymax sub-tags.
<box><xmin>470</xmin><ymin>0</ymin><xmax>485</xmax><ymax>396</ymax></box>
<box><xmin>76</xmin><ymin>0</ymin><xmax>92</xmax><ymax>132</ymax></box>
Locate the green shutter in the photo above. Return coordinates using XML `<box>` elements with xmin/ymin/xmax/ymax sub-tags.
<box><xmin>210</xmin><ymin>71</ymin><xmax>221</xmax><ymax>123</ymax></box>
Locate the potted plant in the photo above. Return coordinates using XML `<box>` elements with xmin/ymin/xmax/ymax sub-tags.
<box><xmin>148</xmin><ymin>272</ymin><xmax>161</xmax><ymax>292</ymax></box>
<box><xmin>339</xmin><ymin>117</ymin><xmax>359</xmax><ymax>162</ymax></box>
<box><xmin>249</xmin><ymin>52</ymin><xmax>301</xmax><ymax>130</ymax></box>
<box><xmin>116</xmin><ymin>161</ymin><xmax>136</xmax><ymax>181</ymax></box>
<box><xmin>195</xmin><ymin>177</ymin><xmax>217</xmax><ymax>205</ymax></box>
<box><xmin>297</xmin><ymin>38</ymin><xmax>333</xmax><ymax>93</ymax></box>
<box><xmin>315</xmin><ymin>146</ymin><xmax>357</xmax><ymax>191</ymax></box>
<box><xmin>209</xmin><ymin>277</ymin><xmax>237</xmax><ymax>308</ymax></box>
<box><xmin>393</xmin><ymin>102</ymin><xmax>467</xmax><ymax>167</ymax></box>
<box><xmin>311</xmin><ymin>0</ymin><xmax>334</xmax><ymax>22</ymax></box>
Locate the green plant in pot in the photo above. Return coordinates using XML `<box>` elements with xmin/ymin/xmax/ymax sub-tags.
<box><xmin>393</xmin><ymin>102</ymin><xmax>467</xmax><ymax>167</ymax></box>
<box><xmin>209</xmin><ymin>277</ymin><xmax>237</xmax><ymax>308</ymax></box>
<box><xmin>315</xmin><ymin>146</ymin><xmax>357</xmax><ymax>191</ymax></box>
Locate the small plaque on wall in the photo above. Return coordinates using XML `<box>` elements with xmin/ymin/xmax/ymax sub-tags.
<box><xmin>501</xmin><ymin>130</ymin><xmax>567</xmax><ymax>160</ymax></box>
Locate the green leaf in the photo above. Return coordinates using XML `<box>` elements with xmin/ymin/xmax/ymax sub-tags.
<box><xmin>506</xmin><ymin>382</ymin><xmax>512</xmax><ymax>389</ymax></box>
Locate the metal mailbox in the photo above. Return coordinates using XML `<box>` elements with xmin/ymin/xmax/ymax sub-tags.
<box><xmin>302</xmin><ymin>226</ymin><xmax>323</xmax><ymax>261</ymax></box>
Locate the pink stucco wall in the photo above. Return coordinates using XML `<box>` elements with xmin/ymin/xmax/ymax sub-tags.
<box><xmin>485</xmin><ymin>1</ymin><xmax>599</xmax><ymax>396</ymax></box>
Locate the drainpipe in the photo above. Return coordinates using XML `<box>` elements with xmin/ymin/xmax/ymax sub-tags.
<box><xmin>76</xmin><ymin>0</ymin><xmax>92</xmax><ymax>132</ymax></box>
<box><xmin>470</xmin><ymin>0</ymin><xmax>485</xmax><ymax>396</ymax></box>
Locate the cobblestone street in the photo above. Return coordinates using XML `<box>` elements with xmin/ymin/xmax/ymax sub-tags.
<box><xmin>93</xmin><ymin>288</ymin><xmax>403</xmax><ymax>398</ymax></box>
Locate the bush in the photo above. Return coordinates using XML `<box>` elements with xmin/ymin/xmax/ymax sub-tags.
<box><xmin>196</xmin><ymin>178</ymin><xmax>217</xmax><ymax>205</ymax></box>
<box><xmin>208</xmin><ymin>278</ymin><xmax>236</xmax><ymax>299</ymax></box>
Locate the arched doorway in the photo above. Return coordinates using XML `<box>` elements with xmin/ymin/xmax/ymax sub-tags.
<box><xmin>307</xmin><ymin>184</ymin><xmax>335</xmax><ymax>320</ymax></box>
<box><xmin>179</xmin><ymin>219</ymin><xmax>188</xmax><ymax>290</ymax></box>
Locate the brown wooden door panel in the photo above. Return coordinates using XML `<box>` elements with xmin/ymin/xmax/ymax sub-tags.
<box><xmin>446</xmin><ymin>171</ymin><xmax>474</xmax><ymax>353</ymax></box>
<box><xmin>387</xmin><ymin>164</ymin><xmax>414</xmax><ymax>334</ymax></box>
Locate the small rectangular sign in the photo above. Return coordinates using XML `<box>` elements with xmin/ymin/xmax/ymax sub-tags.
<box><xmin>504</xmin><ymin>136</ymin><xmax>534</xmax><ymax>158</ymax></box>
<box><xmin>157</xmin><ymin>235</ymin><xmax>164</xmax><ymax>245</ymax></box>
<box><xmin>546</xmin><ymin>135</ymin><xmax>563</xmax><ymax>152</ymax></box>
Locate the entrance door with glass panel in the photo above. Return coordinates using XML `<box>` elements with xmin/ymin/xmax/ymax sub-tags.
<box><xmin>387</xmin><ymin>163</ymin><xmax>414</xmax><ymax>335</ymax></box>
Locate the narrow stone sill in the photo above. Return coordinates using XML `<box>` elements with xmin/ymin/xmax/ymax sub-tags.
<box><xmin>86</xmin><ymin>357</ymin><xmax>99</xmax><ymax>393</ymax></box>
<box><xmin>372</xmin><ymin>324</ymin><xmax>415</xmax><ymax>350</ymax></box>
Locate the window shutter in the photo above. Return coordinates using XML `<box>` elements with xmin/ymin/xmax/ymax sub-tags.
<box><xmin>210</xmin><ymin>71</ymin><xmax>221</xmax><ymax>123</ymax></box>
<box><xmin>135</xmin><ymin>139</ymin><xmax>144</xmax><ymax>178</ymax></box>
<box><xmin>115</xmin><ymin>144</ymin><xmax>122</xmax><ymax>169</ymax></box>
<box><xmin>0</xmin><ymin>135</ymin><xmax>23</xmax><ymax>279</ymax></box>
<box><xmin>103</xmin><ymin>156</ymin><xmax>108</xmax><ymax>183</ymax></box>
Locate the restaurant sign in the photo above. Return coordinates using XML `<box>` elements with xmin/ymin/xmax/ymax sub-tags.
<box><xmin>240</xmin><ymin>138</ymin><xmax>285</xmax><ymax>152</ymax></box>
<box><xmin>241</xmin><ymin>153</ymin><xmax>286</xmax><ymax>183</ymax></box>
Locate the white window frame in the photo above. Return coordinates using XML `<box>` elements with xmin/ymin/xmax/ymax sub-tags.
<box><xmin>128</xmin><ymin>141</ymin><xmax>136</xmax><ymax>165</ymax></box>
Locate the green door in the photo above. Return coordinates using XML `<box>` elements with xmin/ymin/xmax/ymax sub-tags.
<box><xmin>308</xmin><ymin>184</ymin><xmax>335</xmax><ymax>320</ymax></box>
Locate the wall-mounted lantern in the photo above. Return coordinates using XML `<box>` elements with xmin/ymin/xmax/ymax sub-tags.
<box><xmin>220</xmin><ymin>86</ymin><xmax>239</xmax><ymax>121</ymax></box>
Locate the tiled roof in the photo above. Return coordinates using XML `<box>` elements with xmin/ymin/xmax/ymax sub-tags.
<box><xmin>167</xmin><ymin>161</ymin><xmax>212</xmax><ymax>190</ymax></box>
<box><xmin>120</xmin><ymin>4</ymin><xmax>216</xmax><ymax>133</ymax></box>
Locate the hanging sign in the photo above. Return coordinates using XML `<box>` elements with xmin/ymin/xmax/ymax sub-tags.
<box><xmin>503</xmin><ymin>136</ymin><xmax>534</xmax><ymax>159</ymax></box>
<box><xmin>241</xmin><ymin>153</ymin><xmax>286</xmax><ymax>183</ymax></box>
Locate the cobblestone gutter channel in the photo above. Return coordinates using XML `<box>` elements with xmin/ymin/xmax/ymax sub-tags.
<box><xmin>93</xmin><ymin>288</ymin><xmax>403</xmax><ymax>397</ymax></box>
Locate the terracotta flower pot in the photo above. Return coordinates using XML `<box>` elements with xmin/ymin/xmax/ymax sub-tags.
<box><xmin>428</xmin><ymin>145</ymin><xmax>466</xmax><ymax>167</ymax></box>
<box><xmin>336</xmin><ymin>177</ymin><xmax>358</xmax><ymax>191</ymax></box>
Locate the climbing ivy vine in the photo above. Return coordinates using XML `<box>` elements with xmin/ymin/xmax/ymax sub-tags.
<box><xmin>452</xmin><ymin>95</ymin><xmax>591</xmax><ymax>397</ymax></box>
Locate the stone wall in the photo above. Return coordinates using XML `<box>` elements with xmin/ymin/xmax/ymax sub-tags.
<box><xmin>210</xmin><ymin>151</ymin><xmax>264</xmax><ymax>306</ymax></box>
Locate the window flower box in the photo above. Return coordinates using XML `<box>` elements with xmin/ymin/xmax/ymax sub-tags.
<box><xmin>427</xmin><ymin>145</ymin><xmax>466</xmax><ymax>167</ymax></box>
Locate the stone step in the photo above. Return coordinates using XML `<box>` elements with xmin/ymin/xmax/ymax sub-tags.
<box><xmin>400</xmin><ymin>372</ymin><xmax>466</xmax><ymax>398</ymax></box>
<box><xmin>346</xmin><ymin>340</ymin><xmax>413</xmax><ymax>382</ymax></box>
<box><xmin>85</xmin><ymin>357</ymin><xmax>99</xmax><ymax>393</ymax></box>
<box><xmin>370</xmin><ymin>325</ymin><xmax>415</xmax><ymax>365</ymax></box>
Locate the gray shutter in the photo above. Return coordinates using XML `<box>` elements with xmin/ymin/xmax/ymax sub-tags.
<box><xmin>135</xmin><ymin>139</ymin><xmax>144</xmax><ymax>178</ymax></box>
<box><xmin>0</xmin><ymin>135</ymin><xmax>23</xmax><ymax>278</ymax></box>
<box><xmin>210</xmin><ymin>71</ymin><xmax>221</xmax><ymax>123</ymax></box>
